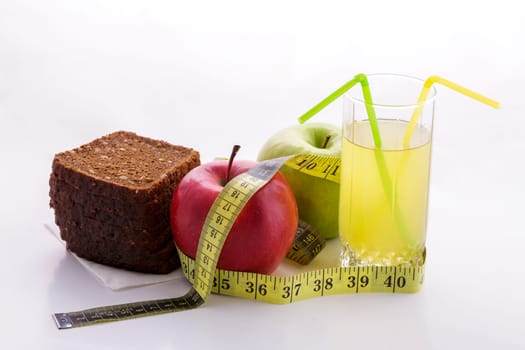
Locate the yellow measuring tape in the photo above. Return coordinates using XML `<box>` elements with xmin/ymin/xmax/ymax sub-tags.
<box><xmin>53</xmin><ymin>155</ymin><xmax>425</xmax><ymax>329</ymax></box>
<box><xmin>284</xmin><ymin>153</ymin><xmax>341</xmax><ymax>183</ymax></box>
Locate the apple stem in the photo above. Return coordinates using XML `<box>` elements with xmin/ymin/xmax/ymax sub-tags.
<box><xmin>321</xmin><ymin>134</ymin><xmax>332</xmax><ymax>149</ymax></box>
<box><xmin>226</xmin><ymin>145</ymin><xmax>241</xmax><ymax>183</ymax></box>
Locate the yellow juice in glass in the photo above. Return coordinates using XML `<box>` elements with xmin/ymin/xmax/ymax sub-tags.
<box><xmin>339</xmin><ymin>119</ymin><xmax>431</xmax><ymax>266</ymax></box>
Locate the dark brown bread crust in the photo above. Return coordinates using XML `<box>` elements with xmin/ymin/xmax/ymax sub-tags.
<box><xmin>50</xmin><ymin>174</ymin><xmax>169</xmax><ymax>228</ymax></box>
<box><xmin>61</xmin><ymin>224</ymin><xmax>178</xmax><ymax>274</ymax></box>
<box><xmin>49</xmin><ymin>131</ymin><xmax>200</xmax><ymax>274</ymax></box>
<box><xmin>55</xmin><ymin>215</ymin><xmax>173</xmax><ymax>255</ymax></box>
<box><xmin>53</xmin><ymin>208</ymin><xmax>170</xmax><ymax>247</ymax></box>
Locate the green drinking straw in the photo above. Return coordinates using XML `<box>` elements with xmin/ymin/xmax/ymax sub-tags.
<box><xmin>298</xmin><ymin>73</ymin><xmax>383</xmax><ymax>149</ymax></box>
<box><xmin>297</xmin><ymin>73</ymin><xmax>415</xmax><ymax>248</ymax></box>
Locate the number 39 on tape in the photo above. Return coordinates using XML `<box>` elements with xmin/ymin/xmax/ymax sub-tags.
<box><xmin>179</xmin><ymin>249</ymin><xmax>424</xmax><ymax>305</ymax></box>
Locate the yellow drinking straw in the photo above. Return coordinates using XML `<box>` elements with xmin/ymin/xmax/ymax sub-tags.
<box><xmin>402</xmin><ymin>75</ymin><xmax>501</xmax><ymax>147</ymax></box>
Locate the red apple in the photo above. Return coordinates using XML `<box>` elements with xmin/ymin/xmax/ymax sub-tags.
<box><xmin>170</xmin><ymin>159</ymin><xmax>298</xmax><ymax>274</ymax></box>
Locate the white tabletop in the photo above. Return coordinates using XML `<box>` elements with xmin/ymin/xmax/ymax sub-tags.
<box><xmin>1</xmin><ymin>1</ymin><xmax>524</xmax><ymax>349</ymax></box>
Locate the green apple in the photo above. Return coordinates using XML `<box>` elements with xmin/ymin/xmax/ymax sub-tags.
<box><xmin>257</xmin><ymin>122</ymin><xmax>341</xmax><ymax>240</ymax></box>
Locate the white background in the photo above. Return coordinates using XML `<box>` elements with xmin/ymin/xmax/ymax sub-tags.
<box><xmin>1</xmin><ymin>0</ymin><xmax>524</xmax><ymax>349</ymax></box>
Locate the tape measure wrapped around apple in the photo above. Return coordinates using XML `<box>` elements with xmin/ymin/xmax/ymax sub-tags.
<box><xmin>257</xmin><ymin>122</ymin><xmax>341</xmax><ymax>240</ymax></box>
<box><xmin>170</xmin><ymin>145</ymin><xmax>327</xmax><ymax>275</ymax></box>
<box><xmin>172</xmin><ymin>123</ymin><xmax>341</xmax><ymax>275</ymax></box>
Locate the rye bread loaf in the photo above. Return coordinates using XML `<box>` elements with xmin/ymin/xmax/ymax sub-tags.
<box><xmin>49</xmin><ymin>131</ymin><xmax>200</xmax><ymax>274</ymax></box>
